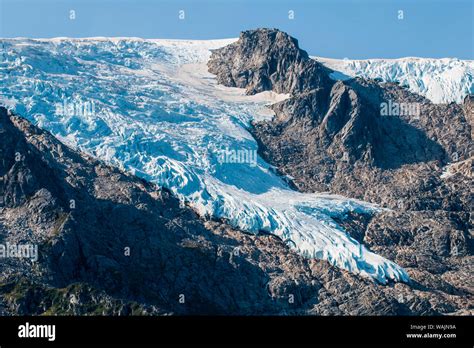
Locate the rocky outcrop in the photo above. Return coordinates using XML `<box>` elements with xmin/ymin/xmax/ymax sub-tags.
<box><xmin>209</xmin><ymin>30</ymin><xmax>472</xmax><ymax>181</ymax></box>
<box><xmin>208</xmin><ymin>29</ymin><xmax>333</xmax><ymax>95</ymax></box>
<box><xmin>208</xmin><ymin>29</ymin><xmax>474</xmax><ymax>315</ymax></box>
<box><xmin>209</xmin><ymin>28</ymin><xmax>472</xmax><ymax>207</ymax></box>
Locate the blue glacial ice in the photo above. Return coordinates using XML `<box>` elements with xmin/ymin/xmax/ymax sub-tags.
<box><xmin>0</xmin><ymin>37</ymin><xmax>410</xmax><ymax>283</ymax></box>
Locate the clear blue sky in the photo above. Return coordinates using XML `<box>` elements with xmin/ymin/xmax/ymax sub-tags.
<box><xmin>0</xmin><ymin>0</ymin><xmax>472</xmax><ymax>59</ymax></box>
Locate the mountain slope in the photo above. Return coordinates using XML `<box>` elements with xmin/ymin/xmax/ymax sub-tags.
<box><xmin>1</xmin><ymin>30</ymin><xmax>472</xmax><ymax>315</ymax></box>
<box><xmin>208</xmin><ymin>28</ymin><xmax>473</xmax><ymax>315</ymax></box>
<box><xmin>0</xmin><ymin>36</ymin><xmax>409</xmax><ymax>283</ymax></box>
<box><xmin>209</xmin><ymin>29</ymin><xmax>472</xmax><ymax>206</ymax></box>
<box><xmin>1</xmin><ymin>107</ymin><xmax>471</xmax><ymax>315</ymax></box>
<box><xmin>0</xmin><ymin>106</ymin><xmax>330</xmax><ymax>315</ymax></box>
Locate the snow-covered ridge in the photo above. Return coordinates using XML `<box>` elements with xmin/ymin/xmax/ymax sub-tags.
<box><xmin>315</xmin><ymin>56</ymin><xmax>474</xmax><ymax>104</ymax></box>
<box><xmin>0</xmin><ymin>37</ymin><xmax>409</xmax><ymax>283</ymax></box>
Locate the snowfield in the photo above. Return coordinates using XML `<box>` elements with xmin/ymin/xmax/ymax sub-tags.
<box><xmin>6</xmin><ymin>37</ymin><xmax>467</xmax><ymax>284</ymax></box>
<box><xmin>315</xmin><ymin>56</ymin><xmax>473</xmax><ymax>104</ymax></box>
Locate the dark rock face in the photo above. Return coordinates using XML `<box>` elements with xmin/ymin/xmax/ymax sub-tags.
<box><xmin>208</xmin><ymin>29</ymin><xmax>473</xmax><ymax>315</ymax></box>
<box><xmin>208</xmin><ymin>29</ymin><xmax>333</xmax><ymax>95</ymax></box>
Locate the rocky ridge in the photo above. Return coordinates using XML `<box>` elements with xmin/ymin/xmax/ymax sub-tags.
<box><xmin>208</xmin><ymin>28</ymin><xmax>474</xmax><ymax>315</ymax></box>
